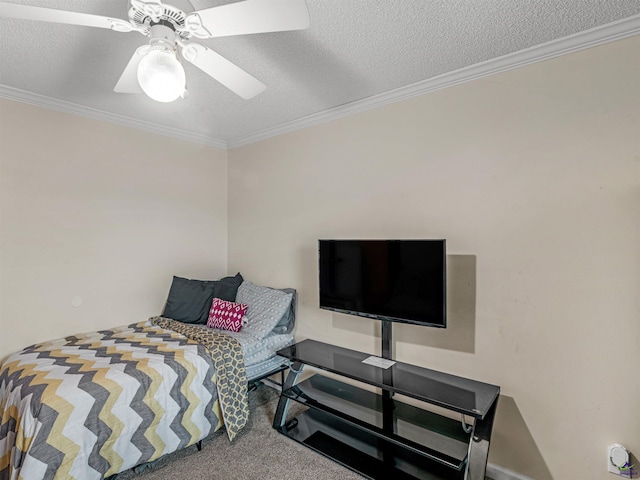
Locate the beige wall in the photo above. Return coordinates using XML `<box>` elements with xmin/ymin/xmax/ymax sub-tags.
<box><xmin>228</xmin><ymin>36</ymin><xmax>640</xmax><ymax>479</ymax></box>
<box><xmin>0</xmin><ymin>99</ymin><xmax>229</xmax><ymax>358</ymax></box>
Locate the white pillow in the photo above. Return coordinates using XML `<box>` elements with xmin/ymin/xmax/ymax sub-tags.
<box><xmin>236</xmin><ymin>281</ymin><xmax>294</xmax><ymax>340</ymax></box>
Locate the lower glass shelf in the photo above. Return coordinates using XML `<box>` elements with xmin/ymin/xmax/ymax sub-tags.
<box><xmin>276</xmin><ymin>408</ymin><xmax>466</xmax><ymax>480</ymax></box>
<box><xmin>282</xmin><ymin>374</ymin><xmax>470</xmax><ymax>469</ymax></box>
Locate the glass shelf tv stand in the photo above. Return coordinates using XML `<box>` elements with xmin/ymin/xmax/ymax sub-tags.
<box><xmin>273</xmin><ymin>339</ymin><xmax>500</xmax><ymax>480</ymax></box>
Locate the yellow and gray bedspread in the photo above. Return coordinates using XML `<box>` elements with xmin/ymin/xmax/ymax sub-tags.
<box><xmin>0</xmin><ymin>318</ymin><xmax>249</xmax><ymax>480</ymax></box>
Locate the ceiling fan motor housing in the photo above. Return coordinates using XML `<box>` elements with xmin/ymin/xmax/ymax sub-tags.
<box><xmin>148</xmin><ymin>21</ymin><xmax>177</xmax><ymax>48</ymax></box>
<box><xmin>129</xmin><ymin>2</ymin><xmax>190</xmax><ymax>38</ymax></box>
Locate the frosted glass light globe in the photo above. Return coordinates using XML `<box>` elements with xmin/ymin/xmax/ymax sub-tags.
<box><xmin>137</xmin><ymin>48</ymin><xmax>186</xmax><ymax>103</ymax></box>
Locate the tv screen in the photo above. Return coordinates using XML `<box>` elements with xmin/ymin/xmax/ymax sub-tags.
<box><xmin>319</xmin><ymin>239</ymin><xmax>446</xmax><ymax>327</ymax></box>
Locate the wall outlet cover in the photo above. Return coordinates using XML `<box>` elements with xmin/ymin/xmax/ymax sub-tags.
<box><xmin>608</xmin><ymin>444</ymin><xmax>630</xmax><ymax>476</ymax></box>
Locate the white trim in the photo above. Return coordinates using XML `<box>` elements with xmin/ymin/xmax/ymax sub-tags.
<box><xmin>487</xmin><ymin>463</ymin><xmax>535</xmax><ymax>480</ymax></box>
<box><xmin>1</xmin><ymin>14</ymin><xmax>639</xmax><ymax>150</ymax></box>
<box><xmin>0</xmin><ymin>85</ymin><xmax>228</xmax><ymax>149</ymax></box>
<box><xmin>228</xmin><ymin>14</ymin><xmax>640</xmax><ymax>148</ymax></box>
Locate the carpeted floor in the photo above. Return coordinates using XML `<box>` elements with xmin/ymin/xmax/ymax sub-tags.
<box><xmin>115</xmin><ymin>383</ymin><xmax>363</xmax><ymax>480</ymax></box>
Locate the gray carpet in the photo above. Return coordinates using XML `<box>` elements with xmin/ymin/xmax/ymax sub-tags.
<box><xmin>115</xmin><ymin>383</ymin><xmax>363</xmax><ymax>480</ymax></box>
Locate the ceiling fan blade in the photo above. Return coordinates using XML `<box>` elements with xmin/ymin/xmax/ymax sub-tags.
<box><xmin>180</xmin><ymin>43</ymin><xmax>266</xmax><ymax>99</ymax></box>
<box><xmin>188</xmin><ymin>0</ymin><xmax>309</xmax><ymax>38</ymax></box>
<box><xmin>0</xmin><ymin>2</ymin><xmax>133</xmax><ymax>31</ymax></box>
<box><xmin>114</xmin><ymin>46</ymin><xmax>150</xmax><ymax>94</ymax></box>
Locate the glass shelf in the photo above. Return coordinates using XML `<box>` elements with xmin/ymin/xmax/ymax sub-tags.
<box><xmin>276</xmin><ymin>408</ymin><xmax>466</xmax><ymax>480</ymax></box>
<box><xmin>274</xmin><ymin>339</ymin><xmax>500</xmax><ymax>480</ymax></box>
<box><xmin>277</xmin><ymin>339</ymin><xmax>500</xmax><ymax>419</ymax></box>
<box><xmin>282</xmin><ymin>374</ymin><xmax>470</xmax><ymax>469</ymax></box>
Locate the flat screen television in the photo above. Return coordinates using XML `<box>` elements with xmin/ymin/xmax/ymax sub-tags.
<box><xmin>319</xmin><ymin>239</ymin><xmax>446</xmax><ymax>328</ymax></box>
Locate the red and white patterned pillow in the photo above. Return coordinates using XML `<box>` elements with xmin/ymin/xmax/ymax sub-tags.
<box><xmin>207</xmin><ymin>297</ymin><xmax>248</xmax><ymax>332</ymax></box>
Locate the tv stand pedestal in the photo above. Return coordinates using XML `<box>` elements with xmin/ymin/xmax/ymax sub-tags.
<box><xmin>273</xmin><ymin>339</ymin><xmax>500</xmax><ymax>480</ymax></box>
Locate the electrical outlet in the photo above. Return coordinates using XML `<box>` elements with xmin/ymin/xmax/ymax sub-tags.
<box><xmin>608</xmin><ymin>444</ymin><xmax>631</xmax><ymax>477</ymax></box>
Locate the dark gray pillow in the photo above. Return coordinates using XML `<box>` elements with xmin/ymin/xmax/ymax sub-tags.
<box><xmin>162</xmin><ymin>273</ymin><xmax>243</xmax><ymax>324</ymax></box>
<box><xmin>215</xmin><ymin>273</ymin><xmax>244</xmax><ymax>302</ymax></box>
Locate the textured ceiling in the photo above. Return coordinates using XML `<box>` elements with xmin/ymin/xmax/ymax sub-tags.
<box><xmin>1</xmin><ymin>0</ymin><xmax>639</xmax><ymax>148</ymax></box>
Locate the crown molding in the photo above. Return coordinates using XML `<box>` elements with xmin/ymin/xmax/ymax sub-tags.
<box><xmin>1</xmin><ymin>14</ymin><xmax>639</xmax><ymax>151</ymax></box>
<box><xmin>227</xmin><ymin>14</ymin><xmax>640</xmax><ymax>148</ymax></box>
<box><xmin>0</xmin><ymin>85</ymin><xmax>228</xmax><ymax>149</ymax></box>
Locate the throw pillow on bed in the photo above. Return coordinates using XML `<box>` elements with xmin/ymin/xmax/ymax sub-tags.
<box><xmin>236</xmin><ymin>281</ymin><xmax>294</xmax><ymax>340</ymax></box>
<box><xmin>207</xmin><ymin>298</ymin><xmax>248</xmax><ymax>332</ymax></box>
<box><xmin>162</xmin><ymin>273</ymin><xmax>244</xmax><ymax>324</ymax></box>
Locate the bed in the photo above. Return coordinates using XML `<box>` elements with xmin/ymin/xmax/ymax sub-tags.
<box><xmin>0</xmin><ymin>276</ymin><xmax>296</xmax><ymax>480</ymax></box>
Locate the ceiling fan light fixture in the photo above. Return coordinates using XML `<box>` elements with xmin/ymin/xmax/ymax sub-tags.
<box><xmin>137</xmin><ymin>44</ymin><xmax>185</xmax><ymax>103</ymax></box>
<box><xmin>2</xmin><ymin>1</ymin><xmax>312</xmax><ymax>102</ymax></box>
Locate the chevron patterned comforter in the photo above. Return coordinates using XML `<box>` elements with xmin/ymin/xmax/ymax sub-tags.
<box><xmin>0</xmin><ymin>318</ymin><xmax>249</xmax><ymax>480</ymax></box>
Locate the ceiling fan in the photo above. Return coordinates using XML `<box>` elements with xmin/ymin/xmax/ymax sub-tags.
<box><xmin>0</xmin><ymin>0</ymin><xmax>310</xmax><ymax>102</ymax></box>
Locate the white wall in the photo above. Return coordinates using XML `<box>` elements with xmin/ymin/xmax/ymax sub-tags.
<box><xmin>0</xmin><ymin>99</ymin><xmax>229</xmax><ymax>358</ymax></box>
<box><xmin>227</xmin><ymin>36</ymin><xmax>640</xmax><ymax>479</ymax></box>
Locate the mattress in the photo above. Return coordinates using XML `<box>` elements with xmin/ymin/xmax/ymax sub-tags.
<box><xmin>231</xmin><ymin>332</ymin><xmax>294</xmax><ymax>368</ymax></box>
<box><xmin>245</xmin><ymin>356</ymin><xmax>289</xmax><ymax>381</ymax></box>
<box><xmin>188</xmin><ymin>325</ymin><xmax>294</xmax><ymax>381</ymax></box>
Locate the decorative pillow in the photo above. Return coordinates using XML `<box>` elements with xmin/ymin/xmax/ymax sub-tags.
<box><xmin>236</xmin><ymin>281</ymin><xmax>294</xmax><ymax>340</ymax></box>
<box><xmin>207</xmin><ymin>298</ymin><xmax>248</xmax><ymax>332</ymax></box>
<box><xmin>162</xmin><ymin>273</ymin><xmax>244</xmax><ymax>324</ymax></box>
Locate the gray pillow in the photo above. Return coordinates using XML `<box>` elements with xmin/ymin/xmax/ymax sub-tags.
<box><xmin>273</xmin><ymin>288</ymin><xmax>297</xmax><ymax>334</ymax></box>
<box><xmin>237</xmin><ymin>282</ymin><xmax>294</xmax><ymax>340</ymax></box>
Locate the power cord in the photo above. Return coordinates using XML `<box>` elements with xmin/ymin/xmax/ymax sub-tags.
<box><xmin>619</xmin><ymin>462</ymin><xmax>636</xmax><ymax>477</ymax></box>
<box><xmin>611</xmin><ymin>458</ymin><xmax>636</xmax><ymax>479</ymax></box>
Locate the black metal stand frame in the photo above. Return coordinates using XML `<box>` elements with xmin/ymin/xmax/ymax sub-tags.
<box><xmin>272</xmin><ymin>323</ymin><xmax>499</xmax><ymax>480</ymax></box>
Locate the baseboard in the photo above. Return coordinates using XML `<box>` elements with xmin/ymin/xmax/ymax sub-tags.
<box><xmin>487</xmin><ymin>463</ymin><xmax>535</xmax><ymax>480</ymax></box>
